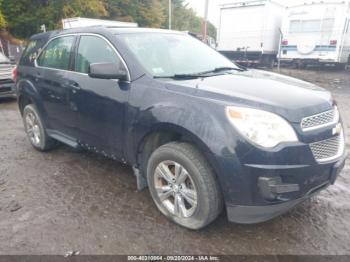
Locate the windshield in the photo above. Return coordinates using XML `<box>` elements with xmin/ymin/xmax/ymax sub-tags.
<box><xmin>0</xmin><ymin>52</ymin><xmax>10</xmax><ymax>63</ymax></box>
<box><xmin>118</xmin><ymin>33</ymin><xmax>239</xmax><ymax>77</ymax></box>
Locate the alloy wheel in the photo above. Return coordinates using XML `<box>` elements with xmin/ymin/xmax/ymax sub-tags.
<box><xmin>25</xmin><ymin>112</ymin><xmax>41</xmax><ymax>146</ymax></box>
<box><xmin>154</xmin><ymin>160</ymin><xmax>198</xmax><ymax>218</ymax></box>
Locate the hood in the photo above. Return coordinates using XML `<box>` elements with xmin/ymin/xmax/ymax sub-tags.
<box><xmin>165</xmin><ymin>69</ymin><xmax>333</xmax><ymax>123</ymax></box>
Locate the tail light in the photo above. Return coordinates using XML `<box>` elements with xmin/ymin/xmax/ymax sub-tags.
<box><xmin>11</xmin><ymin>66</ymin><xmax>17</xmax><ymax>82</ymax></box>
<box><xmin>282</xmin><ymin>40</ymin><xmax>288</xmax><ymax>46</ymax></box>
<box><xmin>330</xmin><ymin>40</ymin><xmax>337</xmax><ymax>45</ymax></box>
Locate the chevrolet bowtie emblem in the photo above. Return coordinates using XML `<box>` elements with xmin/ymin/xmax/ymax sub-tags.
<box><xmin>332</xmin><ymin>123</ymin><xmax>342</xmax><ymax>136</ymax></box>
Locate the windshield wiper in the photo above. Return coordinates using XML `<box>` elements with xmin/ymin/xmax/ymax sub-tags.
<box><xmin>154</xmin><ymin>66</ymin><xmax>246</xmax><ymax>80</ymax></box>
<box><xmin>209</xmin><ymin>66</ymin><xmax>246</xmax><ymax>73</ymax></box>
<box><xmin>154</xmin><ymin>74</ymin><xmax>202</xmax><ymax>79</ymax></box>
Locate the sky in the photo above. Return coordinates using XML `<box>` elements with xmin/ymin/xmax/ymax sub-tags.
<box><xmin>185</xmin><ymin>0</ymin><xmax>349</xmax><ymax>28</ymax></box>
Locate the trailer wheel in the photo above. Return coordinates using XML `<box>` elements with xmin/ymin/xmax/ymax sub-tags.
<box><xmin>261</xmin><ymin>55</ymin><xmax>275</xmax><ymax>69</ymax></box>
<box><xmin>335</xmin><ymin>63</ymin><xmax>346</xmax><ymax>71</ymax></box>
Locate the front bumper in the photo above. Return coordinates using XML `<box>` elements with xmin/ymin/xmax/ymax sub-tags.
<box><xmin>226</xmin><ymin>155</ymin><xmax>346</xmax><ymax>224</ymax></box>
<box><xmin>0</xmin><ymin>82</ymin><xmax>16</xmax><ymax>97</ymax></box>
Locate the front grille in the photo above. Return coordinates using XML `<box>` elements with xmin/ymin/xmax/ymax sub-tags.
<box><xmin>301</xmin><ymin>107</ymin><xmax>338</xmax><ymax>131</ymax></box>
<box><xmin>310</xmin><ymin>132</ymin><xmax>344</xmax><ymax>163</ymax></box>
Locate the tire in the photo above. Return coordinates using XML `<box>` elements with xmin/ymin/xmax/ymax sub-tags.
<box><xmin>23</xmin><ymin>104</ymin><xmax>57</xmax><ymax>151</ymax></box>
<box><xmin>335</xmin><ymin>63</ymin><xmax>346</xmax><ymax>71</ymax></box>
<box><xmin>147</xmin><ymin>142</ymin><xmax>223</xmax><ymax>230</ymax></box>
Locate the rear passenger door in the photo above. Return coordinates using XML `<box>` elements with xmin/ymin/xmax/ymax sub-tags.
<box><xmin>65</xmin><ymin>34</ymin><xmax>130</xmax><ymax>159</ymax></box>
<box><xmin>35</xmin><ymin>35</ymin><xmax>80</xmax><ymax>139</ymax></box>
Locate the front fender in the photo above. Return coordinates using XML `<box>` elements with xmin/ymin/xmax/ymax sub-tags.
<box><xmin>125</xmin><ymin>79</ymin><xmax>243</xmax><ymax>204</ymax></box>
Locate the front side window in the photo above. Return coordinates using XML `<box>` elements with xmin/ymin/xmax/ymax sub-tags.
<box><xmin>37</xmin><ymin>36</ymin><xmax>75</xmax><ymax>70</ymax></box>
<box><xmin>118</xmin><ymin>33</ymin><xmax>237</xmax><ymax>78</ymax></box>
<box><xmin>75</xmin><ymin>35</ymin><xmax>122</xmax><ymax>74</ymax></box>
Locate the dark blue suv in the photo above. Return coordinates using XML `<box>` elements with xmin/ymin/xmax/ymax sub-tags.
<box><xmin>16</xmin><ymin>27</ymin><xmax>346</xmax><ymax>229</ymax></box>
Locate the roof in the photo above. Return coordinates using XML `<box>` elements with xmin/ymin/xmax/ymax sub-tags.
<box><xmin>29</xmin><ymin>27</ymin><xmax>184</xmax><ymax>40</ymax></box>
<box><xmin>62</xmin><ymin>17</ymin><xmax>138</xmax><ymax>29</ymax></box>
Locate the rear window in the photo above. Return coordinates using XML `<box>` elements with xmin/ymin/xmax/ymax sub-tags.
<box><xmin>19</xmin><ymin>38</ymin><xmax>47</xmax><ymax>66</ymax></box>
<box><xmin>289</xmin><ymin>19</ymin><xmax>334</xmax><ymax>33</ymax></box>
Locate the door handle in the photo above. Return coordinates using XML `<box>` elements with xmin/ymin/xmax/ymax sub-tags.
<box><xmin>66</xmin><ymin>81</ymin><xmax>81</xmax><ymax>93</ymax></box>
<box><xmin>70</xmin><ymin>82</ymin><xmax>81</xmax><ymax>90</ymax></box>
<box><xmin>34</xmin><ymin>72</ymin><xmax>42</xmax><ymax>82</ymax></box>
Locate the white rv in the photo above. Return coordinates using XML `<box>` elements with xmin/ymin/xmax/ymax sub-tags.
<box><xmin>280</xmin><ymin>1</ymin><xmax>350</xmax><ymax>68</ymax></box>
<box><xmin>217</xmin><ymin>0</ymin><xmax>285</xmax><ymax>67</ymax></box>
<box><xmin>62</xmin><ymin>17</ymin><xmax>138</xmax><ymax>29</ymax></box>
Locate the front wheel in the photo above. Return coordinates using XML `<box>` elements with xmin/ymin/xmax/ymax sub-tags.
<box><xmin>147</xmin><ymin>142</ymin><xmax>223</xmax><ymax>230</ymax></box>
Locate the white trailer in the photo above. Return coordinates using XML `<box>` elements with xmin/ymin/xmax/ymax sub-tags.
<box><xmin>280</xmin><ymin>1</ymin><xmax>350</xmax><ymax>68</ymax></box>
<box><xmin>217</xmin><ymin>0</ymin><xmax>285</xmax><ymax>67</ymax></box>
<box><xmin>62</xmin><ymin>17</ymin><xmax>138</xmax><ymax>29</ymax></box>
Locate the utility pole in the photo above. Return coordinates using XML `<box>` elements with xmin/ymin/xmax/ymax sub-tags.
<box><xmin>168</xmin><ymin>0</ymin><xmax>172</xmax><ymax>30</ymax></box>
<box><xmin>203</xmin><ymin>0</ymin><xmax>209</xmax><ymax>41</ymax></box>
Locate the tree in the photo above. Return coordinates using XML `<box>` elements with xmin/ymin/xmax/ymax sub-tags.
<box><xmin>0</xmin><ymin>0</ymin><xmax>107</xmax><ymax>38</ymax></box>
<box><xmin>162</xmin><ymin>0</ymin><xmax>216</xmax><ymax>39</ymax></box>
<box><xmin>0</xmin><ymin>9</ymin><xmax>6</xmax><ymax>30</ymax></box>
<box><xmin>105</xmin><ymin>0</ymin><xmax>165</xmax><ymax>28</ymax></box>
<box><xmin>0</xmin><ymin>0</ymin><xmax>216</xmax><ymax>39</ymax></box>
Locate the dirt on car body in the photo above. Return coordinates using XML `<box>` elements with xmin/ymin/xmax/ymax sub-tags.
<box><xmin>0</xmin><ymin>69</ymin><xmax>349</xmax><ymax>255</ymax></box>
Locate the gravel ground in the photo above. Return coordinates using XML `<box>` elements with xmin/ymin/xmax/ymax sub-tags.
<box><xmin>0</xmin><ymin>68</ymin><xmax>349</xmax><ymax>255</ymax></box>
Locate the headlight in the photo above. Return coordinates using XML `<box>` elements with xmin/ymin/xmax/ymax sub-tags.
<box><xmin>226</xmin><ymin>106</ymin><xmax>298</xmax><ymax>148</ymax></box>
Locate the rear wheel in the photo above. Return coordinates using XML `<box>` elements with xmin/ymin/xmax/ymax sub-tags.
<box><xmin>147</xmin><ymin>142</ymin><xmax>223</xmax><ymax>230</ymax></box>
<box><xmin>23</xmin><ymin>104</ymin><xmax>57</xmax><ymax>151</ymax></box>
<box><xmin>335</xmin><ymin>63</ymin><xmax>346</xmax><ymax>71</ymax></box>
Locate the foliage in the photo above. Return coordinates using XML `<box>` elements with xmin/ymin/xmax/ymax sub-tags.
<box><xmin>0</xmin><ymin>0</ymin><xmax>106</xmax><ymax>38</ymax></box>
<box><xmin>0</xmin><ymin>9</ymin><xmax>6</xmax><ymax>30</ymax></box>
<box><xmin>0</xmin><ymin>0</ymin><xmax>216</xmax><ymax>39</ymax></box>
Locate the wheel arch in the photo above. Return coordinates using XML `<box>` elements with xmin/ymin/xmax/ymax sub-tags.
<box><xmin>17</xmin><ymin>79</ymin><xmax>46</xmax><ymax>118</ymax></box>
<box><xmin>135</xmin><ymin>123</ymin><xmax>221</xmax><ymax>183</ymax></box>
<box><xmin>18</xmin><ymin>94</ymin><xmax>33</xmax><ymax>115</ymax></box>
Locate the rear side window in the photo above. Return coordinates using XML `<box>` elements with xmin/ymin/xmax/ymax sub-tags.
<box><xmin>37</xmin><ymin>36</ymin><xmax>75</xmax><ymax>70</ymax></box>
<box><xmin>75</xmin><ymin>35</ymin><xmax>122</xmax><ymax>74</ymax></box>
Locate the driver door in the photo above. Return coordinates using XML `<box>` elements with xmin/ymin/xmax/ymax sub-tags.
<box><xmin>64</xmin><ymin>34</ymin><xmax>130</xmax><ymax>159</ymax></box>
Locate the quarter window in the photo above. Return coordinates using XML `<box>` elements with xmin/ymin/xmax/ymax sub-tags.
<box><xmin>20</xmin><ymin>39</ymin><xmax>45</xmax><ymax>66</ymax></box>
<box><xmin>75</xmin><ymin>35</ymin><xmax>123</xmax><ymax>74</ymax></box>
<box><xmin>37</xmin><ymin>36</ymin><xmax>75</xmax><ymax>70</ymax></box>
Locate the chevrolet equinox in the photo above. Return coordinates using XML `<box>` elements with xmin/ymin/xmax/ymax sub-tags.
<box><xmin>15</xmin><ymin>27</ymin><xmax>346</xmax><ymax>229</ymax></box>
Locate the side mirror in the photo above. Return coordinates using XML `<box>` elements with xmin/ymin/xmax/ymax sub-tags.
<box><xmin>89</xmin><ymin>63</ymin><xmax>128</xmax><ymax>80</ymax></box>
